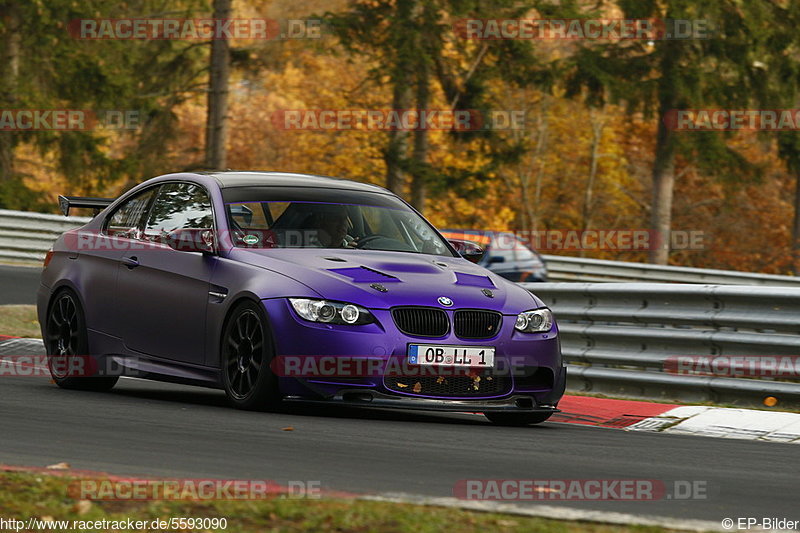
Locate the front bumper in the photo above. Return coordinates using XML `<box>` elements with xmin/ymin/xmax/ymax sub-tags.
<box><xmin>264</xmin><ymin>298</ymin><xmax>566</xmax><ymax>409</ymax></box>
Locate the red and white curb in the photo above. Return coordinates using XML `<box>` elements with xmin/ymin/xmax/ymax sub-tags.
<box><xmin>626</xmin><ymin>405</ymin><xmax>800</xmax><ymax>443</ymax></box>
<box><xmin>554</xmin><ymin>396</ymin><xmax>800</xmax><ymax>444</ymax></box>
<box><xmin>552</xmin><ymin>395</ymin><xmax>677</xmax><ymax>428</ymax></box>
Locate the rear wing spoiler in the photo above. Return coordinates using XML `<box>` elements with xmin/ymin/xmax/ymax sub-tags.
<box><xmin>58</xmin><ymin>195</ymin><xmax>115</xmax><ymax>217</ymax></box>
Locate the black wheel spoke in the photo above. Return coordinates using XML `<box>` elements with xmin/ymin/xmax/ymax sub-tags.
<box><xmin>49</xmin><ymin>314</ymin><xmax>63</xmax><ymax>328</ymax></box>
<box><xmin>236</xmin><ymin>317</ymin><xmax>246</xmax><ymax>342</ymax></box>
<box><xmin>224</xmin><ymin>309</ymin><xmax>268</xmax><ymax>401</ymax></box>
<box><xmin>232</xmin><ymin>371</ymin><xmax>243</xmax><ymax>394</ymax></box>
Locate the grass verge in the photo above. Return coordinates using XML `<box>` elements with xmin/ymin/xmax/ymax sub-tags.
<box><xmin>0</xmin><ymin>304</ymin><xmax>40</xmax><ymax>338</ymax></box>
<box><xmin>0</xmin><ymin>471</ymin><xmax>689</xmax><ymax>533</ymax></box>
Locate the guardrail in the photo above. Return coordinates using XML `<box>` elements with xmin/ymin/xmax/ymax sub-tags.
<box><xmin>524</xmin><ymin>282</ymin><xmax>800</xmax><ymax>407</ymax></box>
<box><xmin>0</xmin><ymin>209</ymin><xmax>90</xmax><ymax>263</ymax></box>
<box><xmin>541</xmin><ymin>254</ymin><xmax>800</xmax><ymax>286</ymax></box>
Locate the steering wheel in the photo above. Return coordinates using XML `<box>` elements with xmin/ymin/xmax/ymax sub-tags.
<box><xmin>354</xmin><ymin>234</ymin><xmax>383</xmax><ymax>248</ymax></box>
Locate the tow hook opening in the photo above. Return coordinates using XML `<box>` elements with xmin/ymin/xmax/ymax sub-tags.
<box><xmin>515</xmin><ymin>397</ymin><xmax>534</xmax><ymax>409</ymax></box>
<box><xmin>343</xmin><ymin>392</ymin><xmax>373</xmax><ymax>403</ymax></box>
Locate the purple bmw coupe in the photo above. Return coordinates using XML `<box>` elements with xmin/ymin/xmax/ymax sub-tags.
<box><xmin>38</xmin><ymin>172</ymin><xmax>565</xmax><ymax>425</ymax></box>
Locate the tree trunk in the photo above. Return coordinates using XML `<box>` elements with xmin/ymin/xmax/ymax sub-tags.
<box><xmin>582</xmin><ymin>115</ymin><xmax>604</xmax><ymax>230</ymax></box>
<box><xmin>205</xmin><ymin>0</ymin><xmax>232</xmax><ymax>170</ymax></box>
<box><xmin>793</xmin><ymin>167</ymin><xmax>800</xmax><ymax>275</ymax></box>
<box><xmin>649</xmin><ymin>109</ymin><xmax>676</xmax><ymax>264</ymax></box>
<box><xmin>383</xmin><ymin>0</ymin><xmax>415</xmax><ymax>194</ymax></box>
<box><xmin>385</xmin><ymin>81</ymin><xmax>411</xmax><ymax>194</ymax></box>
<box><xmin>530</xmin><ymin>101</ymin><xmax>549</xmax><ymax>232</ymax></box>
<box><xmin>649</xmin><ymin>39</ymin><xmax>679</xmax><ymax>265</ymax></box>
<box><xmin>410</xmin><ymin>54</ymin><xmax>430</xmax><ymax>212</ymax></box>
<box><xmin>0</xmin><ymin>1</ymin><xmax>21</xmax><ymax>182</ymax></box>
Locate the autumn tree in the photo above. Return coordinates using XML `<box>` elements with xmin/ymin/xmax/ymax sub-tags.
<box><xmin>565</xmin><ymin>0</ymin><xmax>784</xmax><ymax>264</ymax></box>
<box><xmin>0</xmin><ymin>0</ymin><xmax>208</xmax><ymax>208</ymax></box>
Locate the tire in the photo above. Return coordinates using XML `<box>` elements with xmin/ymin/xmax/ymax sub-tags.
<box><xmin>484</xmin><ymin>411</ymin><xmax>553</xmax><ymax>426</ymax></box>
<box><xmin>45</xmin><ymin>289</ymin><xmax>118</xmax><ymax>392</ymax></box>
<box><xmin>221</xmin><ymin>300</ymin><xmax>281</xmax><ymax>411</ymax></box>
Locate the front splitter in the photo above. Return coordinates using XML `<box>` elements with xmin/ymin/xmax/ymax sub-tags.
<box><xmin>283</xmin><ymin>390</ymin><xmax>560</xmax><ymax>413</ymax></box>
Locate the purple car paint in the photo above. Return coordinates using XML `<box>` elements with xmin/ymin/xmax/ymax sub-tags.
<box><xmin>38</xmin><ymin>172</ymin><xmax>565</xmax><ymax>425</ymax></box>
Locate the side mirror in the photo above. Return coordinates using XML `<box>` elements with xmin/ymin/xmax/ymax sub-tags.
<box><xmin>166</xmin><ymin>229</ymin><xmax>215</xmax><ymax>254</ymax></box>
<box><xmin>448</xmin><ymin>239</ymin><xmax>485</xmax><ymax>264</ymax></box>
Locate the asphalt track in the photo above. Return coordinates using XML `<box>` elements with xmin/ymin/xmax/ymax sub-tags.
<box><xmin>1</xmin><ymin>265</ymin><xmax>798</xmax><ymax>525</ymax></box>
<box><xmin>0</xmin><ymin>265</ymin><xmax>41</xmax><ymax>304</ymax></box>
<box><xmin>0</xmin><ymin>355</ymin><xmax>797</xmax><ymax>524</ymax></box>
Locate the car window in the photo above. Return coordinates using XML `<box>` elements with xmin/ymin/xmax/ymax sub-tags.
<box><xmin>145</xmin><ymin>183</ymin><xmax>213</xmax><ymax>237</ymax></box>
<box><xmin>363</xmin><ymin>206</ymin><xmax>405</xmax><ymax>241</ymax></box>
<box><xmin>224</xmin><ymin>196</ymin><xmax>452</xmax><ymax>256</ymax></box>
<box><xmin>104</xmin><ymin>187</ymin><xmax>157</xmax><ymax>238</ymax></box>
<box><xmin>230</xmin><ymin>201</ymin><xmax>288</xmax><ymax>231</ymax></box>
<box><xmin>491</xmin><ymin>234</ymin><xmax>517</xmax><ymax>263</ymax></box>
<box><xmin>513</xmin><ymin>239</ymin><xmax>536</xmax><ymax>261</ymax></box>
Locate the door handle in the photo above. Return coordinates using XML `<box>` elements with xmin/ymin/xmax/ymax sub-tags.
<box><xmin>122</xmin><ymin>256</ymin><xmax>139</xmax><ymax>269</ymax></box>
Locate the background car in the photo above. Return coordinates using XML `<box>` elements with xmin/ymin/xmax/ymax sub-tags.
<box><xmin>441</xmin><ymin>229</ymin><xmax>548</xmax><ymax>282</ymax></box>
<box><xmin>39</xmin><ymin>171</ymin><xmax>565</xmax><ymax>426</ymax></box>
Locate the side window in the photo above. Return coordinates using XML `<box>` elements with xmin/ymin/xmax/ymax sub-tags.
<box><xmin>145</xmin><ymin>183</ymin><xmax>213</xmax><ymax>237</ymax></box>
<box><xmin>104</xmin><ymin>188</ymin><xmax>157</xmax><ymax>238</ymax></box>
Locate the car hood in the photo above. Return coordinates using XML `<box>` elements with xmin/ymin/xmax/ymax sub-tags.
<box><xmin>228</xmin><ymin>248</ymin><xmax>543</xmax><ymax>312</ymax></box>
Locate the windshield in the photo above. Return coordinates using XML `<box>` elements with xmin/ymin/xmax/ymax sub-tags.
<box><xmin>222</xmin><ymin>188</ymin><xmax>454</xmax><ymax>256</ymax></box>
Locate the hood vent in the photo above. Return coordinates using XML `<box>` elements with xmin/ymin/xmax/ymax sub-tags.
<box><xmin>328</xmin><ymin>266</ymin><xmax>400</xmax><ymax>283</ymax></box>
<box><xmin>454</xmin><ymin>271</ymin><xmax>495</xmax><ymax>289</ymax></box>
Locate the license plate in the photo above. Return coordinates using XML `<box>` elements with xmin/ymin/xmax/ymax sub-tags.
<box><xmin>408</xmin><ymin>345</ymin><xmax>495</xmax><ymax>367</ymax></box>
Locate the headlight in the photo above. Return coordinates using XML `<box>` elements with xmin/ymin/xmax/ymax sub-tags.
<box><xmin>514</xmin><ymin>308</ymin><xmax>554</xmax><ymax>333</ymax></box>
<box><xmin>289</xmin><ymin>298</ymin><xmax>375</xmax><ymax>325</ymax></box>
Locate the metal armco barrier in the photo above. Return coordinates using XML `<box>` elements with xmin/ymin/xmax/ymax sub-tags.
<box><xmin>525</xmin><ymin>282</ymin><xmax>800</xmax><ymax>407</ymax></box>
<box><xmin>541</xmin><ymin>254</ymin><xmax>800</xmax><ymax>286</ymax></box>
<box><xmin>0</xmin><ymin>209</ymin><xmax>90</xmax><ymax>262</ymax></box>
